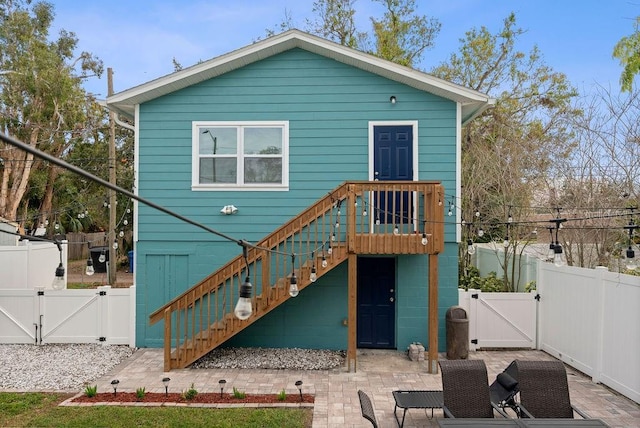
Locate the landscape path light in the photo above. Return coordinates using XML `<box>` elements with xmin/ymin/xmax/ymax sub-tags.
<box><xmin>219</xmin><ymin>379</ymin><xmax>226</xmax><ymax>398</ymax></box>
<box><xmin>162</xmin><ymin>377</ymin><xmax>170</xmax><ymax>396</ymax></box>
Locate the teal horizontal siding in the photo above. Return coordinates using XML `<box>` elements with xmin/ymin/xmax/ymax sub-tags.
<box><xmin>136</xmin><ymin>47</ymin><xmax>460</xmax><ymax>347</ymax></box>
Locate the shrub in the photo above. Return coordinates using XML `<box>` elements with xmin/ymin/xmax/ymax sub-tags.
<box><xmin>84</xmin><ymin>385</ymin><xmax>97</xmax><ymax>398</ymax></box>
<box><xmin>183</xmin><ymin>384</ymin><xmax>198</xmax><ymax>400</ymax></box>
<box><xmin>277</xmin><ymin>389</ymin><xmax>286</xmax><ymax>401</ymax></box>
<box><xmin>232</xmin><ymin>387</ymin><xmax>246</xmax><ymax>399</ymax></box>
<box><xmin>136</xmin><ymin>387</ymin><xmax>146</xmax><ymax>400</ymax></box>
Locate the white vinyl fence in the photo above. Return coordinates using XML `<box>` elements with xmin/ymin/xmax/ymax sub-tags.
<box><xmin>0</xmin><ymin>286</ymin><xmax>135</xmax><ymax>346</ymax></box>
<box><xmin>0</xmin><ymin>240</ymin><xmax>68</xmax><ymax>290</ymax></box>
<box><xmin>537</xmin><ymin>264</ymin><xmax>639</xmax><ymax>404</ymax></box>
<box><xmin>459</xmin><ymin>263</ymin><xmax>640</xmax><ymax>404</ymax></box>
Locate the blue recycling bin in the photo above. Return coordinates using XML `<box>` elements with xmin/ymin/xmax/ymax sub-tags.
<box><xmin>127</xmin><ymin>250</ymin><xmax>134</xmax><ymax>273</ymax></box>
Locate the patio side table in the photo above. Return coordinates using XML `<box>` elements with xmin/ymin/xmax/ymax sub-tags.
<box><xmin>392</xmin><ymin>390</ymin><xmax>444</xmax><ymax>427</ymax></box>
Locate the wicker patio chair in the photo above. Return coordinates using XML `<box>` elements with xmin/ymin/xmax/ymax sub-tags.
<box><xmin>490</xmin><ymin>360</ymin><xmax>520</xmax><ymax>416</ymax></box>
<box><xmin>514</xmin><ymin>360</ymin><xmax>589</xmax><ymax>419</ymax></box>
<box><xmin>358</xmin><ymin>390</ymin><xmax>379</xmax><ymax>427</ymax></box>
<box><xmin>439</xmin><ymin>359</ymin><xmax>509</xmax><ymax>418</ymax></box>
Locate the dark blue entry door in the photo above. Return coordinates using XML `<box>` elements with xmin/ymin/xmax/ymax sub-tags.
<box><xmin>357</xmin><ymin>257</ymin><xmax>395</xmax><ymax>348</ymax></box>
<box><xmin>373</xmin><ymin>125</ymin><xmax>414</xmax><ymax>224</ymax></box>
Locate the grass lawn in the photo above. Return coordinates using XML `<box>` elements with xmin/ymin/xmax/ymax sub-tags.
<box><xmin>0</xmin><ymin>392</ymin><xmax>313</xmax><ymax>427</ymax></box>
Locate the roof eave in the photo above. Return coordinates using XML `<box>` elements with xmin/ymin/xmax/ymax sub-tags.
<box><xmin>106</xmin><ymin>29</ymin><xmax>494</xmax><ymax>121</ymax></box>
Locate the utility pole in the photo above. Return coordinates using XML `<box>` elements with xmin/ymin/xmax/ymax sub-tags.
<box><xmin>107</xmin><ymin>68</ymin><xmax>117</xmax><ymax>285</ymax></box>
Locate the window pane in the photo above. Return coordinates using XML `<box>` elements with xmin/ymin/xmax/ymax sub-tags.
<box><xmin>244</xmin><ymin>127</ymin><xmax>282</xmax><ymax>155</ymax></box>
<box><xmin>200</xmin><ymin>128</ymin><xmax>237</xmax><ymax>155</ymax></box>
<box><xmin>244</xmin><ymin>158</ymin><xmax>282</xmax><ymax>183</ymax></box>
<box><xmin>200</xmin><ymin>158</ymin><xmax>237</xmax><ymax>183</ymax></box>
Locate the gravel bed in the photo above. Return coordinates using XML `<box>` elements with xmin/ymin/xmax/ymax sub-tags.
<box><xmin>0</xmin><ymin>344</ymin><xmax>135</xmax><ymax>392</ymax></box>
<box><xmin>0</xmin><ymin>345</ymin><xmax>345</xmax><ymax>392</ymax></box>
<box><xmin>191</xmin><ymin>347</ymin><xmax>346</xmax><ymax>370</ymax></box>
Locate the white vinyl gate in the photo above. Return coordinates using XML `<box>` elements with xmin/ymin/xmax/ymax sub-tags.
<box><xmin>458</xmin><ymin>289</ymin><xmax>537</xmax><ymax>350</ymax></box>
<box><xmin>0</xmin><ymin>286</ymin><xmax>133</xmax><ymax>345</ymax></box>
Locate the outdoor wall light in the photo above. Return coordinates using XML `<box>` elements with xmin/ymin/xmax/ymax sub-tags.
<box><xmin>162</xmin><ymin>377</ymin><xmax>170</xmax><ymax>396</ymax></box>
<box><xmin>218</xmin><ymin>379</ymin><xmax>226</xmax><ymax>398</ymax></box>
<box><xmin>390</xmin><ymin>96</ymin><xmax>397</xmax><ymax>104</ymax></box>
<box><xmin>220</xmin><ymin>205</ymin><xmax>238</xmax><ymax>215</ymax></box>
<box><xmin>295</xmin><ymin>380</ymin><xmax>303</xmax><ymax>402</ymax></box>
<box><xmin>111</xmin><ymin>379</ymin><xmax>120</xmax><ymax>396</ymax></box>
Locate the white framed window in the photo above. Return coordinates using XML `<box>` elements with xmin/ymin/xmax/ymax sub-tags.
<box><xmin>192</xmin><ymin>121</ymin><xmax>289</xmax><ymax>191</ymax></box>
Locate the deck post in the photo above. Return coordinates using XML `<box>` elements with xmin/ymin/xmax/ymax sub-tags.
<box><xmin>163</xmin><ymin>307</ymin><xmax>172</xmax><ymax>371</ymax></box>
<box><xmin>428</xmin><ymin>253</ymin><xmax>439</xmax><ymax>373</ymax></box>
<box><xmin>347</xmin><ymin>252</ymin><xmax>357</xmax><ymax>372</ymax></box>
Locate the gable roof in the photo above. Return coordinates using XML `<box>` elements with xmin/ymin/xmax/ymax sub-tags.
<box><xmin>106</xmin><ymin>29</ymin><xmax>494</xmax><ymax>124</ymax></box>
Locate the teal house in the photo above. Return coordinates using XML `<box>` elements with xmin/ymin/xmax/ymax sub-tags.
<box><xmin>106</xmin><ymin>30</ymin><xmax>493</xmax><ymax>371</ymax></box>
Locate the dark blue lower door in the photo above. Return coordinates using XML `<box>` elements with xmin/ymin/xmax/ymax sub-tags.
<box><xmin>357</xmin><ymin>257</ymin><xmax>395</xmax><ymax>348</ymax></box>
<box><xmin>373</xmin><ymin>125</ymin><xmax>413</xmax><ymax>224</ymax></box>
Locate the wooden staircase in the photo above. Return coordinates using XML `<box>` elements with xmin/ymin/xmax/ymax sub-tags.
<box><xmin>149</xmin><ymin>181</ymin><xmax>444</xmax><ymax>371</ymax></box>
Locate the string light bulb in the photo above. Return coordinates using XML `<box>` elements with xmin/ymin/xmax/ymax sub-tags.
<box><xmin>421</xmin><ymin>233</ymin><xmax>428</xmax><ymax>246</ymax></box>
<box><xmin>623</xmin><ymin>219</ymin><xmax>638</xmax><ymax>271</ymax></box>
<box><xmin>625</xmin><ymin>245</ymin><xmax>637</xmax><ymax>270</ymax></box>
<box><xmin>289</xmin><ymin>255</ymin><xmax>299</xmax><ymax>297</ymax></box>
<box><xmin>321</xmin><ymin>253</ymin><xmax>328</xmax><ymax>268</ymax></box>
<box><xmin>234</xmin><ymin>276</ymin><xmax>253</xmax><ymax>320</ymax></box>
<box><xmin>98</xmin><ymin>249</ymin><xmax>106</xmax><ymax>264</ymax></box>
<box><xmin>327</xmin><ymin>243</ymin><xmax>332</xmax><ymax>255</ymax></box>
<box><xmin>52</xmin><ymin>262</ymin><xmax>65</xmax><ymax>290</ymax></box>
<box><xmin>467</xmin><ymin>239</ymin><xmax>476</xmax><ymax>255</ymax></box>
<box><xmin>234</xmin><ymin>244</ymin><xmax>253</xmax><ymax>320</ymax></box>
<box><xmin>393</xmin><ymin>225</ymin><xmax>399</xmax><ymax>235</ymax></box>
<box><xmin>553</xmin><ymin>243</ymin><xmax>565</xmax><ymax>267</ymax></box>
<box><xmin>85</xmin><ymin>257</ymin><xmax>95</xmax><ymax>276</ymax></box>
<box><xmin>289</xmin><ymin>273</ymin><xmax>299</xmax><ymax>297</ymax></box>
<box><xmin>310</xmin><ymin>252</ymin><xmax>317</xmax><ymax>282</ymax></box>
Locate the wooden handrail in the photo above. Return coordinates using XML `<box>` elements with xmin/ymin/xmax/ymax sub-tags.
<box><xmin>148</xmin><ymin>180</ymin><xmax>443</xmax><ymax>370</ymax></box>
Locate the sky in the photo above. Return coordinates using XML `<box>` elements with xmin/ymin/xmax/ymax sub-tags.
<box><xmin>45</xmin><ymin>0</ymin><xmax>639</xmax><ymax>99</ymax></box>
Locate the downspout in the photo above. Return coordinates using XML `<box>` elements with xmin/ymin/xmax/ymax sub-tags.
<box><xmin>96</xmin><ymin>100</ymin><xmax>135</xmax><ymax>132</ymax></box>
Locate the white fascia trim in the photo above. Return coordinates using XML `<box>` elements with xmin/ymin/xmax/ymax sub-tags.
<box><xmin>107</xmin><ymin>30</ymin><xmax>492</xmax><ymax>116</ymax></box>
<box><xmin>133</xmin><ymin>103</ymin><xmax>139</xmax><ymax>287</ymax></box>
<box><xmin>456</xmin><ymin>102</ymin><xmax>462</xmax><ymax>243</ymax></box>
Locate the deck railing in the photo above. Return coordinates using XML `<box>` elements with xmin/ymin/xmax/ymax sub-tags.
<box><xmin>149</xmin><ymin>180</ymin><xmax>444</xmax><ymax>370</ymax></box>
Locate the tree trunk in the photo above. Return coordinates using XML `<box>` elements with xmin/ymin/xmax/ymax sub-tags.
<box><xmin>39</xmin><ymin>164</ymin><xmax>60</xmax><ymax>227</ymax></box>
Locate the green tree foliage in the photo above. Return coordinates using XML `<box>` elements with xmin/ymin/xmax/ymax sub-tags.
<box><xmin>306</xmin><ymin>0</ymin><xmax>362</xmax><ymax>48</ymax></box>
<box><xmin>0</xmin><ymin>0</ymin><xmax>103</xmax><ymax>227</ymax></box>
<box><xmin>613</xmin><ymin>16</ymin><xmax>640</xmax><ymax>92</ymax></box>
<box><xmin>369</xmin><ymin>0</ymin><xmax>441</xmax><ymax>67</ymax></box>
<box><xmin>431</xmin><ymin>13</ymin><xmax>580</xmax><ymax>288</ymax></box>
<box><xmin>267</xmin><ymin>0</ymin><xmax>440</xmax><ymax>68</ymax></box>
